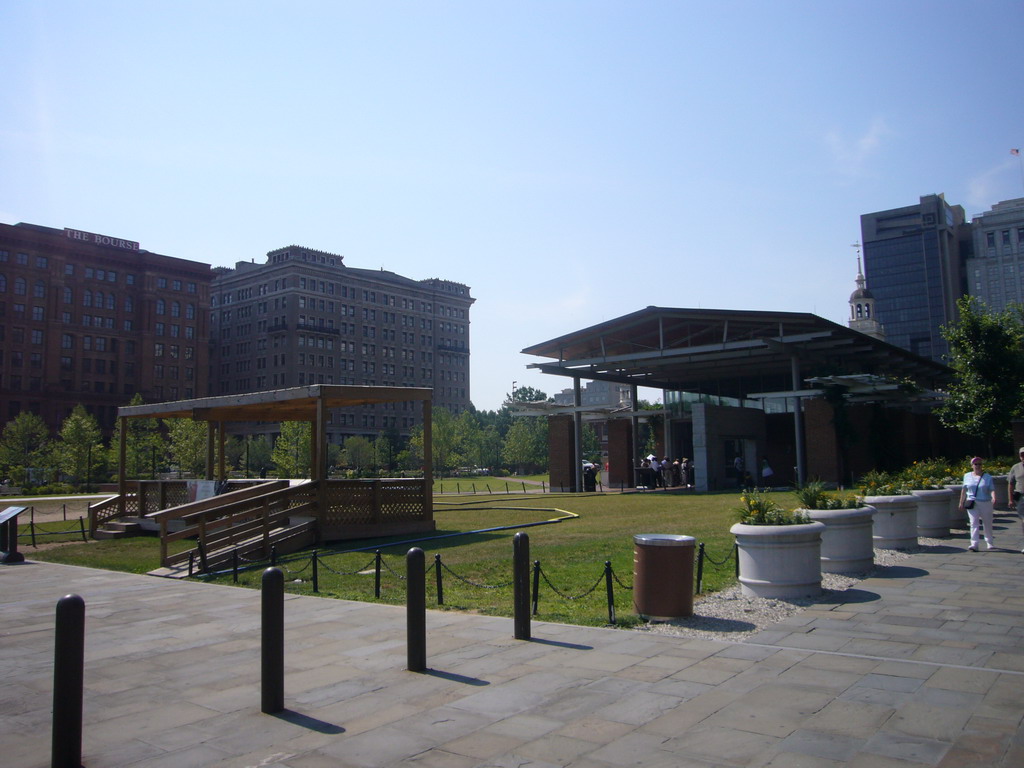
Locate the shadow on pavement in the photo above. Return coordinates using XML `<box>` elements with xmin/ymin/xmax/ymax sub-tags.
<box><xmin>870</xmin><ymin>565</ymin><xmax>929</xmax><ymax>579</ymax></box>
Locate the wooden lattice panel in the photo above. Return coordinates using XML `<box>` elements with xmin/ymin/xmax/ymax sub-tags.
<box><xmin>379</xmin><ymin>481</ymin><xmax>427</xmax><ymax>522</ymax></box>
<box><xmin>323</xmin><ymin>482</ymin><xmax>377</xmax><ymax>526</ymax></box>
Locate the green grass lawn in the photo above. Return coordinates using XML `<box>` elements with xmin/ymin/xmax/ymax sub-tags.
<box><xmin>29</xmin><ymin>489</ymin><xmax>797</xmax><ymax>627</ymax></box>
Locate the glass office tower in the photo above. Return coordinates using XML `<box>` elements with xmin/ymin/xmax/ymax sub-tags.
<box><xmin>860</xmin><ymin>194</ymin><xmax>969</xmax><ymax>363</ymax></box>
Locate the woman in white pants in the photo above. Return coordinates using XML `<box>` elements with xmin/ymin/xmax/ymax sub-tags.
<box><xmin>960</xmin><ymin>457</ymin><xmax>994</xmax><ymax>551</ymax></box>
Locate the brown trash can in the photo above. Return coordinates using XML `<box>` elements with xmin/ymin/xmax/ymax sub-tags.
<box><xmin>633</xmin><ymin>534</ymin><xmax>695</xmax><ymax>619</ymax></box>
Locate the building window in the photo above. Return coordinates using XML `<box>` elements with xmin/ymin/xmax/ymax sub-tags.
<box><xmin>14</xmin><ymin>277</ymin><xmax>25</xmax><ymax>295</ymax></box>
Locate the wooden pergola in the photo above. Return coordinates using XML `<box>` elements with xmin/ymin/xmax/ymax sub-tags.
<box><xmin>114</xmin><ymin>384</ymin><xmax>434</xmax><ymax>519</ymax></box>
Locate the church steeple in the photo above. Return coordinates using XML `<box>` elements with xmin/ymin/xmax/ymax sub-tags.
<box><xmin>848</xmin><ymin>243</ymin><xmax>885</xmax><ymax>340</ymax></box>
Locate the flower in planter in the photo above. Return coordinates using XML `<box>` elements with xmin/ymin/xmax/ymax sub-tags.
<box><xmin>795</xmin><ymin>480</ymin><xmax>864</xmax><ymax>510</ymax></box>
<box><xmin>735</xmin><ymin>491</ymin><xmax>808</xmax><ymax>526</ymax></box>
<box><xmin>857</xmin><ymin>470</ymin><xmax>912</xmax><ymax>496</ymax></box>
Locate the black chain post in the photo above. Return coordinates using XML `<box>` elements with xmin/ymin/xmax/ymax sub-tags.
<box><xmin>407</xmin><ymin>547</ymin><xmax>426</xmax><ymax>671</ymax></box>
<box><xmin>605</xmin><ymin>561</ymin><xmax>616</xmax><ymax>625</ymax></box>
<box><xmin>233</xmin><ymin>550</ymin><xmax>239</xmax><ymax>583</ymax></box>
<box><xmin>532</xmin><ymin>559</ymin><xmax>541</xmax><ymax>615</ymax></box>
<box><xmin>734</xmin><ymin>541</ymin><xmax>740</xmax><ymax>578</ymax></box>
<box><xmin>270</xmin><ymin>544</ymin><xmax>277</xmax><ymax>567</ymax></box>
<box><xmin>52</xmin><ymin>594</ymin><xmax>85</xmax><ymax>768</ymax></box>
<box><xmin>374</xmin><ymin>549</ymin><xmax>382</xmax><ymax>598</ymax></box>
<box><xmin>261</xmin><ymin>567</ymin><xmax>285</xmax><ymax>714</ymax></box>
<box><xmin>188</xmin><ymin>551</ymin><xmax>195</xmax><ymax>577</ymax></box>
<box><xmin>513</xmin><ymin>532</ymin><xmax>530</xmax><ymax>640</ymax></box>
<box><xmin>312</xmin><ymin>550</ymin><xmax>319</xmax><ymax>593</ymax></box>
<box><xmin>434</xmin><ymin>553</ymin><xmax>444</xmax><ymax>605</ymax></box>
<box><xmin>696</xmin><ymin>542</ymin><xmax>705</xmax><ymax>595</ymax></box>
<box><xmin>78</xmin><ymin>516</ymin><xmax>87</xmax><ymax>543</ymax></box>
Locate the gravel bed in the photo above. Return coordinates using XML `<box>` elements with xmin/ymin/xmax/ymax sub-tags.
<box><xmin>634</xmin><ymin>539</ymin><xmax>950</xmax><ymax>642</ymax></box>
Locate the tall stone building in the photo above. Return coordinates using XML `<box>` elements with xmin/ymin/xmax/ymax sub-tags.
<box><xmin>965</xmin><ymin>197</ymin><xmax>1024</xmax><ymax>312</ymax></box>
<box><xmin>0</xmin><ymin>221</ymin><xmax>212</xmax><ymax>435</ymax></box>
<box><xmin>210</xmin><ymin>245</ymin><xmax>473</xmax><ymax>443</ymax></box>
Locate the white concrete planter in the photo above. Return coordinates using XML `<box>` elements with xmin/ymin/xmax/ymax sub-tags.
<box><xmin>944</xmin><ymin>484</ymin><xmax>967</xmax><ymax>529</ymax></box>
<box><xmin>863</xmin><ymin>495</ymin><xmax>918</xmax><ymax>550</ymax></box>
<box><xmin>801</xmin><ymin>506</ymin><xmax>875</xmax><ymax>575</ymax></box>
<box><xmin>911</xmin><ymin>489</ymin><xmax>952</xmax><ymax>538</ymax></box>
<box><xmin>993</xmin><ymin>474</ymin><xmax>1009</xmax><ymax>508</ymax></box>
<box><xmin>730</xmin><ymin>521</ymin><xmax>825</xmax><ymax>599</ymax></box>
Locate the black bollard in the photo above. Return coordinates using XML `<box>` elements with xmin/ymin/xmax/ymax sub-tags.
<box><xmin>513</xmin><ymin>532</ymin><xmax>530</xmax><ymax>640</ymax></box>
<box><xmin>52</xmin><ymin>594</ymin><xmax>85</xmax><ymax>768</ymax></box>
<box><xmin>696</xmin><ymin>542</ymin><xmax>705</xmax><ymax>595</ymax></box>
<box><xmin>532</xmin><ymin>559</ymin><xmax>541</xmax><ymax>616</ymax></box>
<box><xmin>312</xmin><ymin>550</ymin><xmax>319</xmax><ymax>593</ymax></box>
<box><xmin>406</xmin><ymin>547</ymin><xmax>426</xmax><ymax>671</ymax></box>
<box><xmin>605</xmin><ymin>561</ymin><xmax>616</xmax><ymax>625</ymax></box>
<box><xmin>374</xmin><ymin>549</ymin><xmax>382</xmax><ymax>598</ymax></box>
<box><xmin>261</xmin><ymin>567</ymin><xmax>284</xmax><ymax>713</ymax></box>
<box><xmin>434</xmin><ymin>553</ymin><xmax>443</xmax><ymax>605</ymax></box>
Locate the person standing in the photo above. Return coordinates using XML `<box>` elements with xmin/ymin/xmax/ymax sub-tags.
<box><xmin>1007</xmin><ymin>447</ymin><xmax>1024</xmax><ymax>553</ymax></box>
<box><xmin>960</xmin><ymin>457</ymin><xmax>995</xmax><ymax>552</ymax></box>
<box><xmin>760</xmin><ymin>458</ymin><xmax>774</xmax><ymax>489</ymax></box>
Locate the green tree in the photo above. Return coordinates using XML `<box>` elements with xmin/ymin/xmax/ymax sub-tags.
<box><xmin>502</xmin><ymin>417</ymin><xmax>548</xmax><ymax>473</ymax></box>
<box><xmin>342</xmin><ymin>435</ymin><xmax>374</xmax><ymax>471</ymax></box>
<box><xmin>272</xmin><ymin>422</ymin><xmax>311</xmax><ymax>478</ymax></box>
<box><xmin>55</xmin><ymin>405</ymin><xmax>104</xmax><ymax>490</ymax></box>
<box><xmin>0</xmin><ymin>411</ymin><xmax>51</xmax><ymax>487</ymax></box>
<box><xmin>109</xmin><ymin>393</ymin><xmax>160</xmax><ymax>479</ymax></box>
<box><xmin>164</xmin><ymin>418</ymin><xmax>207</xmax><ymax>477</ymax></box>
<box><xmin>247</xmin><ymin>435</ymin><xmax>274</xmax><ymax>477</ymax></box>
<box><xmin>582</xmin><ymin>423</ymin><xmax>601</xmax><ymax>464</ymax></box>
<box><xmin>508</xmin><ymin>386</ymin><xmax>549</xmax><ymax>403</ymax></box>
<box><xmin>938</xmin><ymin>297</ymin><xmax>1024</xmax><ymax>453</ymax></box>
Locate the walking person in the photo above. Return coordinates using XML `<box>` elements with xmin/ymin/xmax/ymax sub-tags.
<box><xmin>1006</xmin><ymin>447</ymin><xmax>1024</xmax><ymax>553</ymax></box>
<box><xmin>960</xmin><ymin>457</ymin><xmax>995</xmax><ymax>551</ymax></box>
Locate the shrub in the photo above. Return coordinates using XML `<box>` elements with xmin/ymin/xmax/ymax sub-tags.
<box><xmin>795</xmin><ymin>480</ymin><xmax>864</xmax><ymax>510</ymax></box>
<box><xmin>735</xmin><ymin>491</ymin><xmax>809</xmax><ymax>526</ymax></box>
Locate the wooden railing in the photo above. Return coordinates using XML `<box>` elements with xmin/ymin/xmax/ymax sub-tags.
<box><xmin>88</xmin><ymin>493</ymin><xmax>135</xmax><ymax>536</ymax></box>
<box><xmin>149</xmin><ymin>481</ymin><xmax>314</xmax><ymax>570</ymax></box>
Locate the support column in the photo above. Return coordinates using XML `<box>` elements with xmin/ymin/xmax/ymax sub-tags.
<box><xmin>118</xmin><ymin>416</ymin><xmax>127</xmax><ymax>518</ymax></box>
<box><xmin>573</xmin><ymin>377</ymin><xmax>583</xmax><ymax>493</ymax></box>
<box><xmin>630</xmin><ymin>384</ymin><xmax>640</xmax><ymax>488</ymax></box>
<box><xmin>217</xmin><ymin>421</ymin><xmax>226</xmax><ymax>482</ymax></box>
<box><xmin>422</xmin><ymin>399</ymin><xmax>433</xmax><ymax>521</ymax></box>
<box><xmin>791</xmin><ymin>356</ymin><xmax>806</xmax><ymax>487</ymax></box>
<box><xmin>316</xmin><ymin>395</ymin><xmax>328</xmax><ymax>524</ymax></box>
<box><xmin>662</xmin><ymin>389</ymin><xmax>670</xmax><ymax>461</ymax></box>
<box><xmin>205</xmin><ymin>422</ymin><xmax>215</xmax><ymax>480</ymax></box>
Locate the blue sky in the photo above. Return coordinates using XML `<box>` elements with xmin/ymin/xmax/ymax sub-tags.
<box><xmin>3</xmin><ymin>1</ymin><xmax>1023</xmax><ymax>411</ymax></box>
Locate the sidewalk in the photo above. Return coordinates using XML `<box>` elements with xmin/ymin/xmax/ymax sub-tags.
<box><xmin>3</xmin><ymin>519</ymin><xmax>1024</xmax><ymax>767</ymax></box>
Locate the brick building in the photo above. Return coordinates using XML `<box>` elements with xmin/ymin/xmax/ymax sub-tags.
<box><xmin>0</xmin><ymin>222</ymin><xmax>212</xmax><ymax>435</ymax></box>
<box><xmin>210</xmin><ymin>245</ymin><xmax>473</xmax><ymax>443</ymax></box>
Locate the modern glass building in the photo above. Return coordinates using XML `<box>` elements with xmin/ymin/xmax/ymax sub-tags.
<box><xmin>860</xmin><ymin>194</ymin><xmax>969</xmax><ymax>363</ymax></box>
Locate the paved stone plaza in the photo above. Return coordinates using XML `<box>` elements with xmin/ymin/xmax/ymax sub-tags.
<box><xmin>4</xmin><ymin>523</ymin><xmax>1024</xmax><ymax>767</ymax></box>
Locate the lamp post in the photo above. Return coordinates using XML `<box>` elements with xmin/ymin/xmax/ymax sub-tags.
<box><xmin>511</xmin><ymin>381</ymin><xmax>517</xmax><ymax>404</ymax></box>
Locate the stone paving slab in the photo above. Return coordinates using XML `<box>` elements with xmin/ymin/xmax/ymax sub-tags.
<box><xmin>3</xmin><ymin>528</ymin><xmax>1024</xmax><ymax>767</ymax></box>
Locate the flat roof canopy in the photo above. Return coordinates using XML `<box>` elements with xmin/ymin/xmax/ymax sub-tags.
<box><xmin>522</xmin><ymin>306</ymin><xmax>952</xmax><ymax>399</ymax></box>
<box><xmin>117</xmin><ymin>384</ymin><xmax>434</xmax><ymax>423</ymax></box>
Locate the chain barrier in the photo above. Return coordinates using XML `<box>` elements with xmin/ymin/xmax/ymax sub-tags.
<box><xmin>609</xmin><ymin>565</ymin><xmax>634</xmax><ymax>591</ymax></box>
<box><xmin>439</xmin><ymin>560</ymin><xmax>513</xmax><ymax>590</ymax></box>
<box><xmin>316</xmin><ymin>555</ymin><xmax>377</xmax><ymax>577</ymax></box>
<box><xmin>537</xmin><ymin>564</ymin><xmax>605</xmax><ymax>601</ymax></box>
<box><xmin>198</xmin><ymin>536</ymin><xmax>738</xmax><ymax>622</ymax></box>
<box><xmin>17</xmin><ymin>517</ymin><xmax>89</xmax><ymax>546</ymax></box>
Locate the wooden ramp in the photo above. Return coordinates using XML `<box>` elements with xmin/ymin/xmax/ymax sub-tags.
<box><xmin>146</xmin><ymin>481</ymin><xmax>319</xmax><ymax>578</ymax></box>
